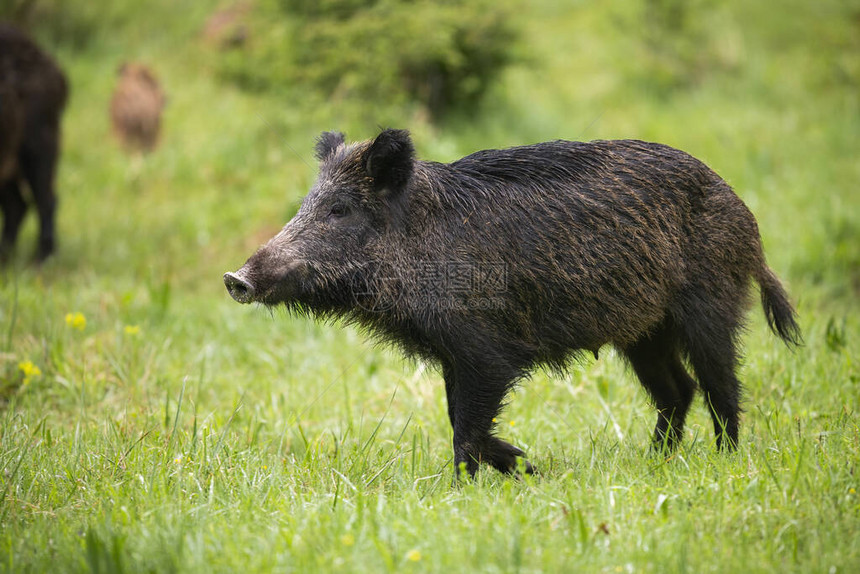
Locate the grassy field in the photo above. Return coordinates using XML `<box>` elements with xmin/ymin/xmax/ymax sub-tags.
<box><xmin>1</xmin><ymin>0</ymin><xmax>859</xmax><ymax>572</ymax></box>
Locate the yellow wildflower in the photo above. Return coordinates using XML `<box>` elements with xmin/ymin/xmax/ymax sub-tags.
<box><xmin>65</xmin><ymin>312</ymin><xmax>86</xmax><ymax>331</ymax></box>
<box><xmin>18</xmin><ymin>361</ymin><xmax>42</xmax><ymax>385</ymax></box>
<box><xmin>509</xmin><ymin>420</ymin><xmax>515</xmax><ymax>427</ymax></box>
<box><xmin>124</xmin><ymin>325</ymin><xmax>141</xmax><ymax>336</ymax></box>
<box><xmin>341</xmin><ymin>534</ymin><xmax>355</xmax><ymax>547</ymax></box>
<box><xmin>406</xmin><ymin>549</ymin><xmax>421</xmax><ymax>562</ymax></box>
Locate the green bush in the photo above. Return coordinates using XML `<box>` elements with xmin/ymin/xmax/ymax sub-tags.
<box><xmin>218</xmin><ymin>0</ymin><xmax>519</xmax><ymax>120</ymax></box>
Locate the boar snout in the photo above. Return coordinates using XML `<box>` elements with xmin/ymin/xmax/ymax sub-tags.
<box><xmin>224</xmin><ymin>271</ymin><xmax>255</xmax><ymax>303</ymax></box>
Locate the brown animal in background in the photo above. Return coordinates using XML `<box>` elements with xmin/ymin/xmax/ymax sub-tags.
<box><xmin>0</xmin><ymin>24</ymin><xmax>68</xmax><ymax>264</ymax></box>
<box><xmin>110</xmin><ymin>63</ymin><xmax>165</xmax><ymax>153</ymax></box>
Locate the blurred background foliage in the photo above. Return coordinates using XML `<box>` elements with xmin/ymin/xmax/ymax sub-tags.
<box><xmin>218</xmin><ymin>0</ymin><xmax>518</xmax><ymax>120</ymax></box>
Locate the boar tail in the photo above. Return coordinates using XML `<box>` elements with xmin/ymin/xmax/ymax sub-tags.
<box><xmin>756</xmin><ymin>266</ymin><xmax>802</xmax><ymax>348</ymax></box>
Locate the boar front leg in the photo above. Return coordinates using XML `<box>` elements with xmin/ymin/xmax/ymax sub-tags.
<box><xmin>442</xmin><ymin>359</ymin><xmax>533</xmax><ymax>478</ymax></box>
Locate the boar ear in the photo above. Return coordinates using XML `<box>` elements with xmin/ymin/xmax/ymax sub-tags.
<box><xmin>364</xmin><ymin>129</ymin><xmax>414</xmax><ymax>193</ymax></box>
<box><xmin>315</xmin><ymin>131</ymin><xmax>345</xmax><ymax>161</ymax></box>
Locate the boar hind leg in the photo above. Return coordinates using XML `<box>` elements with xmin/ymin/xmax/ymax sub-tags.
<box><xmin>0</xmin><ymin>179</ymin><xmax>27</xmax><ymax>264</ymax></box>
<box><xmin>624</xmin><ymin>320</ymin><xmax>696</xmax><ymax>450</ymax></box>
<box><xmin>443</xmin><ymin>360</ymin><xmax>529</xmax><ymax>477</ymax></box>
<box><xmin>20</xmin><ymin>124</ymin><xmax>60</xmax><ymax>262</ymax></box>
<box><xmin>680</xmin><ymin>318</ymin><xmax>743</xmax><ymax>450</ymax></box>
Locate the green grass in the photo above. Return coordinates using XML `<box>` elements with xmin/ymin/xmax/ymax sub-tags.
<box><xmin>1</xmin><ymin>0</ymin><xmax>859</xmax><ymax>572</ymax></box>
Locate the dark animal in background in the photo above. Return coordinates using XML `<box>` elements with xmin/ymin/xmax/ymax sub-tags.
<box><xmin>0</xmin><ymin>82</ymin><xmax>23</xmax><ymax>182</ymax></box>
<box><xmin>0</xmin><ymin>24</ymin><xmax>68</xmax><ymax>264</ymax></box>
<box><xmin>225</xmin><ymin>129</ymin><xmax>801</xmax><ymax>477</ymax></box>
<box><xmin>110</xmin><ymin>63</ymin><xmax>165</xmax><ymax>153</ymax></box>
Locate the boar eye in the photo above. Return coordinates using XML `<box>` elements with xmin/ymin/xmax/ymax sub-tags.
<box><xmin>328</xmin><ymin>203</ymin><xmax>350</xmax><ymax>219</ymax></box>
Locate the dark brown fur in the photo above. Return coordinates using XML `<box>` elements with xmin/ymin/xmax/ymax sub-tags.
<box><xmin>110</xmin><ymin>63</ymin><xmax>165</xmax><ymax>153</ymax></box>
<box><xmin>0</xmin><ymin>24</ymin><xmax>68</xmax><ymax>263</ymax></box>
<box><xmin>226</xmin><ymin>129</ymin><xmax>801</xmax><ymax>477</ymax></box>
